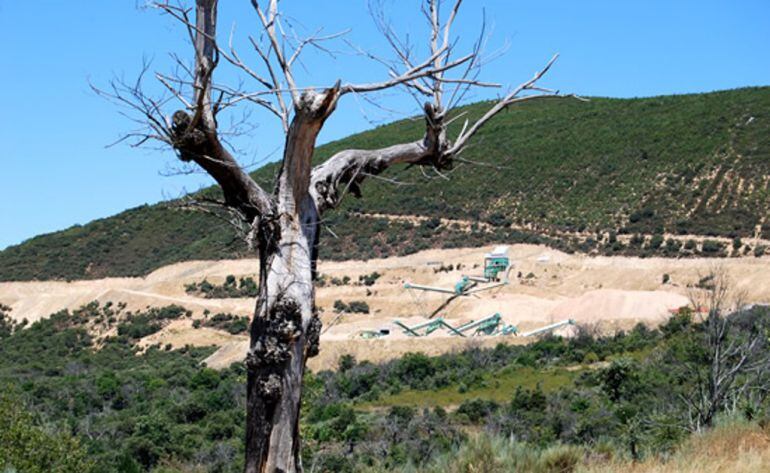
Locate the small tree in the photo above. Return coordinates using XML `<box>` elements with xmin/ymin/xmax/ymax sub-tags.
<box><xmin>0</xmin><ymin>392</ymin><xmax>94</xmax><ymax>473</ymax></box>
<box><xmin>99</xmin><ymin>1</ymin><xmax>569</xmax><ymax>470</ymax></box>
<box><xmin>679</xmin><ymin>267</ymin><xmax>770</xmax><ymax>430</ymax></box>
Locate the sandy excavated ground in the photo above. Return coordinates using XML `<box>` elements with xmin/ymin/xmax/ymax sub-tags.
<box><xmin>1</xmin><ymin>244</ymin><xmax>768</xmax><ymax>371</ymax></box>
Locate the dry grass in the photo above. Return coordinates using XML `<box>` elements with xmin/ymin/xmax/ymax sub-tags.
<box><xmin>583</xmin><ymin>421</ymin><xmax>770</xmax><ymax>473</ymax></box>
<box><xmin>359</xmin><ymin>420</ymin><xmax>770</xmax><ymax>473</ymax></box>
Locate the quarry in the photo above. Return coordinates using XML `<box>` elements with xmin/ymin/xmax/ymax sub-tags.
<box><xmin>3</xmin><ymin>243</ymin><xmax>768</xmax><ymax>372</ymax></box>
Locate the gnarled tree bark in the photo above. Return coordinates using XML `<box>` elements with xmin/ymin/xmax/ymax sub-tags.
<box><xmin>244</xmin><ymin>87</ymin><xmax>338</xmax><ymax>472</ymax></box>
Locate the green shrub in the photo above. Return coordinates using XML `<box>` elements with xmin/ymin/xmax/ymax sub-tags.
<box><xmin>185</xmin><ymin>276</ymin><xmax>259</xmax><ymax>298</ymax></box>
<box><xmin>649</xmin><ymin>234</ymin><xmax>664</xmax><ymax>249</ymax></box>
<box><xmin>333</xmin><ymin>300</ymin><xmax>347</xmax><ymax>312</ymax></box>
<box><xmin>0</xmin><ymin>304</ymin><xmax>16</xmax><ymax>339</ymax></box>
<box><xmin>0</xmin><ymin>392</ymin><xmax>94</xmax><ymax>473</ymax></box>
<box><xmin>201</xmin><ymin>312</ymin><xmax>250</xmax><ymax>334</ymax></box>
<box><xmin>358</xmin><ymin>272</ymin><xmax>382</xmax><ymax>286</ymax></box>
<box><xmin>701</xmin><ymin>239</ymin><xmax>723</xmax><ymax>254</ymax></box>
<box><xmin>333</xmin><ymin>300</ymin><xmax>370</xmax><ymax>314</ymax></box>
<box><xmin>456</xmin><ymin>398</ymin><xmax>500</xmax><ymax>424</ymax></box>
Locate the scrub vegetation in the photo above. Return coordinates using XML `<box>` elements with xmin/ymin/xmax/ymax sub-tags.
<box><xmin>1</xmin><ymin>295</ymin><xmax>769</xmax><ymax>472</ymax></box>
<box><xmin>184</xmin><ymin>275</ymin><xmax>259</xmax><ymax>299</ymax></box>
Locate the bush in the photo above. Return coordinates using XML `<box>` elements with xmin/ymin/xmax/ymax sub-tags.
<box><xmin>0</xmin><ymin>392</ymin><xmax>94</xmax><ymax>473</ymax></box>
<box><xmin>424</xmin><ymin>216</ymin><xmax>442</xmax><ymax>230</ymax></box>
<box><xmin>665</xmin><ymin>238</ymin><xmax>682</xmax><ymax>254</ymax></box>
<box><xmin>0</xmin><ymin>304</ymin><xmax>16</xmax><ymax>339</ymax></box>
<box><xmin>338</xmin><ymin>354</ymin><xmax>356</xmax><ymax>372</ymax></box>
<box><xmin>701</xmin><ymin>240</ymin><xmax>723</xmax><ymax>254</ymax></box>
<box><xmin>117</xmin><ymin>317</ymin><xmax>161</xmax><ymax>340</ymax></box>
<box><xmin>333</xmin><ymin>300</ymin><xmax>370</xmax><ymax>314</ymax></box>
<box><xmin>6</xmin><ymin>294</ymin><xmax>770</xmax><ymax>473</ymax></box>
<box><xmin>456</xmin><ymin>398</ymin><xmax>499</xmax><ymax>423</ymax></box>
<box><xmin>113</xmin><ymin>305</ymin><xmax>187</xmax><ymax>340</ymax></box>
<box><xmin>583</xmin><ymin>351</ymin><xmax>599</xmax><ymax>364</ymax></box>
<box><xmin>347</xmin><ymin>301</ymin><xmax>370</xmax><ymax>314</ymax></box>
<box><xmin>649</xmin><ymin>234</ymin><xmax>664</xmax><ymax>250</ymax></box>
<box><xmin>358</xmin><ymin>272</ymin><xmax>382</xmax><ymax>286</ymax></box>
<box><xmin>185</xmin><ymin>276</ymin><xmax>259</xmax><ymax>298</ymax></box>
<box><xmin>331</xmin><ymin>276</ymin><xmax>351</xmax><ymax>286</ymax></box>
<box><xmin>599</xmin><ymin>358</ymin><xmax>641</xmax><ymax>402</ymax></box>
<box><xmin>4</xmin><ymin>88</ymin><xmax>770</xmax><ymax>282</ymax></box>
<box><xmin>629</xmin><ymin>207</ymin><xmax>654</xmax><ymax>224</ymax></box>
<box><xmin>486</xmin><ymin>212</ymin><xmax>512</xmax><ymax>227</ymax></box>
<box><xmin>201</xmin><ymin>313</ymin><xmax>250</xmax><ymax>334</ymax></box>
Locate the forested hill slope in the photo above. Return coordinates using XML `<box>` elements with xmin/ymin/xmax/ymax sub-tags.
<box><xmin>2</xmin><ymin>87</ymin><xmax>769</xmax><ymax>281</ymax></box>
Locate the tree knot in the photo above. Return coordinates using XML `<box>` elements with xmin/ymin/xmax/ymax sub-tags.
<box><xmin>171</xmin><ymin>110</ymin><xmax>208</xmax><ymax>162</ymax></box>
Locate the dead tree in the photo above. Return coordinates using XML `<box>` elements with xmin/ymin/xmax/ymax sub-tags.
<box><xmin>99</xmin><ymin>0</ymin><xmax>566</xmax><ymax>470</ymax></box>
<box><xmin>682</xmin><ymin>267</ymin><xmax>770</xmax><ymax>430</ymax></box>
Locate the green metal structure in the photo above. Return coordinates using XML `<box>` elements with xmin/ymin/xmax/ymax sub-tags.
<box><xmin>393</xmin><ymin>318</ymin><xmax>467</xmax><ymax>337</ymax></box>
<box><xmin>395</xmin><ymin>247</ymin><xmax>516</xmax><ymax>336</ymax></box>
<box><xmin>454</xmin><ymin>276</ymin><xmax>472</xmax><ymax>294</ymax></box>
<box><xmin>394</xmin><ymin>313</ymin><xmax>518</xmax><ymax>337</ymax></box>
<box><xmin>391</xmin><ymin>315</ymin><xmax>574</xmax><ymax>339</ymax></box>
<box><xmin>483</xmin><ymin>246</ymin><xmax>510</xmax><ymax>281</ymax></box>
<box><xmin>455</xmin><ymin>313</ymin><xmax>504</xmax><ymax>336</ymax></box>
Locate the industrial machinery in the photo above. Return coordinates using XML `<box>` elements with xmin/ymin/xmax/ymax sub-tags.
<box><xmin>483</xmin><ymin>246</ymin><xmax>511</xmax><ymax>281</ymax></box>
<box><xmin>382</xmin><ymin>246</ymin><xmax>575</xmax><ymax>340</ymax></box>
<box><xmin>392</xmin><ymin>314</ymin><xmax>574</xmax><ymax>338</ymax></box>
<box><xmin>394</xmin><ymin>314</ymin><xmax>503</xmax><ymax>337</ymax></box>
<box><xmin>393</xmin><ymin>318</ymin><xmax>466</xmax><ymax>337</ymax></box>
<box><xmin>404</xmin><ymin>278</ymin><xmax>507</xmax><ymax>296</ymax></box>
<box><xmin>454</xmin><ymin>313</ymin><xmax>508</xmax><ymax>336</ymax></box>
<box><xmin>403</xmin><ymin>246</ymin><xmax>512</xmax><ymax>319</ymax></box>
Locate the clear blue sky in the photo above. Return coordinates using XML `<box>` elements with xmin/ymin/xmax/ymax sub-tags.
<box><xmin>1</xmin><ymin>1</ymin><xmax>768</xmax><ymax>250</ymax></box>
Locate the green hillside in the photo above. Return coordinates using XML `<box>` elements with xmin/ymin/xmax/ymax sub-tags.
<box><xmin>2</xmin><ymin>87</ymin><xmax>769</xmax><ymax>281</ymax></box>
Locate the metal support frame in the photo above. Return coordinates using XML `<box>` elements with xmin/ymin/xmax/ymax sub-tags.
<box><xmin>454</xmin><ymin>313</ymin><xmax>502</xmax><ymax>336</ymax></box>
<box><xmin>519</xmin><ymin>319</ymin><xmax>576</xmax><ymax>337</ymax></box>
<box><xmin>393</xmin><ymin>316</ymin><xmax>575</xmax><ymax>339</ymax></box>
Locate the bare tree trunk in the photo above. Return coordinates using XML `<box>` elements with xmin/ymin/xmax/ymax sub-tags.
<box><xmin>244</xmin><ymin>92</ymin><xmax>332</xmax><ymax>473</ymax></box>
<box><xmin>245</xmin><ymin>214</ymin><xmax>321</xmax><ymax>472</ymax></box>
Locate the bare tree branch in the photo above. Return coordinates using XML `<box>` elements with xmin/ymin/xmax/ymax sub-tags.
<box><xmin>447</xmin><ymin>53</ymin><xmax>563</xmax><ymax>155</ymax></box>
